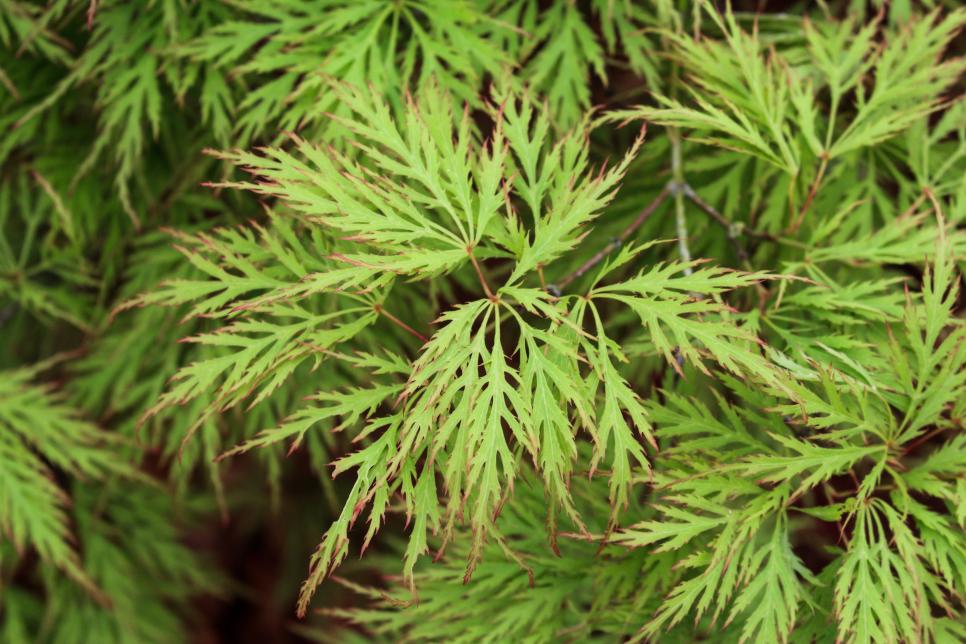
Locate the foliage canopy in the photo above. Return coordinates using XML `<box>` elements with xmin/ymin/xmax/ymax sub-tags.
<box><xmin>1</xmin><ymin>1</ymin><xmax>965</xmax><ymax>642</ymax></box>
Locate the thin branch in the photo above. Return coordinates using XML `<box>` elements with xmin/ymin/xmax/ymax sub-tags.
<box><xmin>683</xmin><ymin>184</ymin><xmax>768</xmax><ymax>267</ymax></box>
<box><xmin>374</xmin><ymin>304</ymin><xmax>428</xmax><ymax>343</ymax></box>
<box><xmin>923</xmin><ymin>186</ymin><xmax>945</xmax><ymax>226</ymax></box>
<box><xmin>686</xmin><ymin>189</ymin><xmax>804</xmax><ymax>250</ymax></box>
<box><xmin>468</xmin><ymin>250</ymin><xmax>495</xmax><ymax>300</ymax></box>
<box><xmin>0</xmin><ymin>67</ymin><xmax>19</xmax><ymax>100</ymax></box>
<box><xmin>555</xmin><ymin>185</ymin><xmax>671</xmax><ymax>291</ymax></box>
<box><xmin>901</xmin><ymin>426</ymin><xmax>949</xmax><ymax>456</ymax></box>
<box><xmin>669</xmin><ymin>129</ymin><xmax>692</xmax><ymax>275</ymax></box>
<box><xmin>790</xmin><ymin>153</ymin><xmax>829</xmax><ymax>233</ymax></box>
<box><xmin>87</xmin><ymin>0</ymin><xmax>100</xmax><ymax>29</ymax></box>
<box><xmin>619</xmin><ymin>186</ymin><xmax>672</xmax><ymax>244</ymax></box>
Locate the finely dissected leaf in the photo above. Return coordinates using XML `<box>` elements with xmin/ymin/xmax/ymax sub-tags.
<box><xmin>520</xmin><ymin>1</ymin><xmax>605</xmax><ymax>128</ymax></box>
<box><xmin>740</xmin><ymin>434</ymin><xmax>883</xmax><ymax>496</ymax></box>
<box><xmin>0</xmin><ymin>367</ymin><xmax>134</xmax><ymax>598</ymax></box>
<box><xmin>834</xmin><ymin>502</ymin><xmax>926</xmax><ymax>644</ymax></box>
<box><xmin>589</xmin><ymin>250</ymin><xmax>778</xmax><ymax>380</ymax></box>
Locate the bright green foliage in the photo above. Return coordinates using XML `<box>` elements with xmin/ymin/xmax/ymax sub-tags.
<box><xmin>324</xmin><ymin>473</ymin><xmax>672</xmax><ymax>642</ymax></box>
<box><xmin>0</xmin><ymin>367</ymin><xmax>215</xmax><ymax>643</ymax></box>
<box><xmin>2</xmin><ymin>485</ymin><xmax>221</xmax><ymax>644</ymax></box>
<box><xmin>611</xmin><ymin>234</ymin><xmax>966</xmax><ymax>643</ymax></box>
<box><xmin>0</xmin><ymin>365</ymin><xmax>130</xmax><ymax>594</ymax></box>
<box><xmin>155</xmin><ymin>84</ymin><xmax>776</xmax><ymax>615</ymax></box>
<box><xmin>2</xmin><ymin>1</ymin><xmax>966</xmax><ymax>642</ymax></box>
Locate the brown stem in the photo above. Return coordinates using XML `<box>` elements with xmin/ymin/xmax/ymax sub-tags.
<box><xmin>619</xmin><ymin>186</ymin><xmax>672</xmax><ymax>244</ymax></box>
<box><xmin>684</xmin><ymin>186</ymin><xmax>777</xmax><ymax>244</ymax></box>
<box><xmin>468</xmin><ymin>250</ymin><xmax>495</xmax><ymax>300</ymax></box>
<box><xmin>87</xmin><ymin>0</ymin><xmax>100</xmax><ymax>29</ymax></box>
<box><xmin>375</xmin><ymin>305</ymin><xmax>428</xmax><ymax>343</ymax></box>
<box><xmin>790</xmin><ymin>153</ymin><xmax>829</xmax><ymax>233</ymax></box>
<box><xmin>556</xmin><ymin>185</ymin><xmax>672</xmax><ymax>291</ymax></box>
<box><xmin>901</xmin><ymin>426</ymin><xmax>949</xmax><ymax>456</ymax></box>
<box><xmin>923</xmin><ymin>187</ymin><xmax>945</xmax><ymax>226</ymax></box>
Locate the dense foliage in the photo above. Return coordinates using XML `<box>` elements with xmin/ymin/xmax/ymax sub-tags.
<box><xmin>2</xmin><ymin>1</ymin><xmax>965</xmax><ymax>642</ymax></box>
